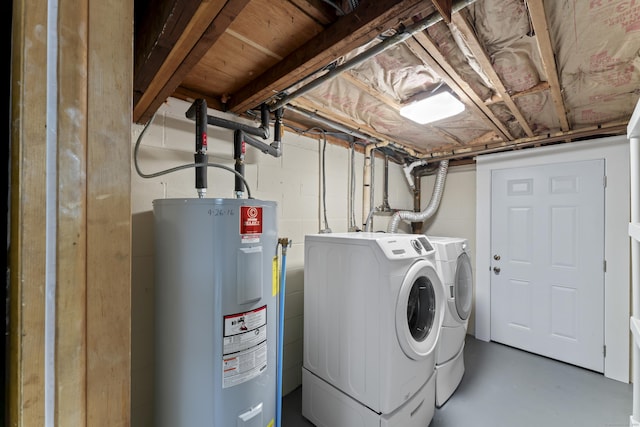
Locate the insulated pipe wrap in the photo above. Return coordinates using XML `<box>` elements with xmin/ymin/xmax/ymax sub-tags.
<box><xmin>387</xmin><ymin>160</ymin><xmax>449</xmax><ymax>233</ymax></box>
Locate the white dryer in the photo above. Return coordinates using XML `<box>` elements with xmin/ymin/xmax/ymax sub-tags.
<box><xmin>302</xmin><ymin>233</ymin><xmax>445</xmax><ymax>427</ymax></box>
<box><xmin>427</xmin><ymin>236</ymin><xmax>473</xmax><ymax>407</ymax></box>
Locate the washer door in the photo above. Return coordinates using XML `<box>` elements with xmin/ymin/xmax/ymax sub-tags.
<box><xmin>396</xmin><ymin>260</ymin><xmax>444</xmax><ymax>360</ymax></box>
<box><xmin>454</xmin><ymin>252</ymin><xmax>473</xmax><ymax>321</ymax></box>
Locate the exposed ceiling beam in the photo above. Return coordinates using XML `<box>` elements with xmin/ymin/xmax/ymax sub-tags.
<box><xmin>227</xmin><ymin>0</ymin><xmax>430</xmax><ymax>113</ymax></box>
<box><xmin>133</xmin><ymin>0</ymin><xmax>251</xmax><ymax>124</ymax></box>
<box><xmin>288</xmin><ymin>0</ymin><xmax>336</xmax><ymax>25</ymax></box>
<box><xmin>431</xmin><ymin>0</ymin><xmax>452</xmax><ymax>23</ymax></box>
<box><xmin>406</xmin><ymin>34</ymin><xmax>513</xmax><ymax>140</ymax></box>
<box><xmin>526</xmin><ymin>0</ymin><xmax>570</xmax><ymax>131</ymax></box>
<box><xmin>485</xmin><ymin>82</ymin><xmax>550</xmax><ymax>105</ymax></box>
<box><xmin>428</xmin><ymin>125</ymin><xmax>465</xmax><ymax>146</ymax></box>
<box><xmin>133</xmin><ymin>0</ymin><xmax>203</xmax><ymax>108</ymax></box>
<box><xmin>172</xmin><ymin>87</ymin><xmax>225</xmax><ymax>112</ymax></box>
<box><xmin>342</xmin><ymin>72</ymin><xmax>464</xmax><ymax>146</ymax></box>
<box><xmin>451</xmin><ymin>11</ymin><xmax>534</xmax><ymax>136</ymax></box>
<box><xmin>290</xmin><ymin>97</ymin><xmax>425</xmax><ymax>150</ymax></box>
<box><xmin>341</xmin><ymin>72</ymin><xmax>401</xmax><ymax>110</ymax></box>
<box><xmin>416</xmin><ymin>122</ymin><xmax>627</xmax><ymax>161</ymax></box>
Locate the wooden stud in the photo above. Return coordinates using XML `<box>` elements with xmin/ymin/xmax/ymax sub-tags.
<box><xmin>56</xmin><ymin>0</ymin><xmax>89</xmax><ymax>424</ymax></box>
<box><xmin>86</xmin><ymin>0</ymin><xmax>133</xmax><ymax>425</ymax></box>
<box><xmin>9</xmin><ymin>1</ymin><xmax>48</xmax><ymax>424</ymax></box>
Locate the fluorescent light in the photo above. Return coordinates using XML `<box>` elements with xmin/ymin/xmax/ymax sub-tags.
<box><xmin>400</xmin><ymin>91</ymin><xmax>465</xmax><ymax>124</ymax></box>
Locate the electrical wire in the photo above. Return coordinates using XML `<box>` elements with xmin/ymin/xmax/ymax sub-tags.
<box><xmin>316</xmin><ymin>128</ymin><xmax>331</xmax><ymax>232</ymax></box>
<box><xmin>349</xmin><ymin>140</ymin><xmax>357</xmax><ymax>230</ymax></box>
<box><xmin>296</xmin><ymin>126</ymin><xmax>331</xmax><ymax>233</ymax></box>
<box><xmin>134</xmin><ymin>113</ymin><xmax>253</xmax><ymax>198</ymax></box>
<box><xmin>282</xmin><ymin>122</ymin><xmax>350</xmax><ymax>233</ymax></box>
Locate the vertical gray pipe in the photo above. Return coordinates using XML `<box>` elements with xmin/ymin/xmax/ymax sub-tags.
<box><xmin>365</xmin><ymin>149</ymin><xmax>376</xmax><ymax>232</ymax></box>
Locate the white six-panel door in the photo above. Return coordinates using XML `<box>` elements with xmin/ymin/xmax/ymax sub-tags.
<box><xmin>490</xmin><ymin>159</ymin><xmax>605</xmax><ymax>372</ymax></box>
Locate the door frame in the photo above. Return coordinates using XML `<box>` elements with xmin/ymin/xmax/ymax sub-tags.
<box><xmin>475</xmin><ymin>135</ymin><xmax>630</xmax><ymax>382</ymax></box>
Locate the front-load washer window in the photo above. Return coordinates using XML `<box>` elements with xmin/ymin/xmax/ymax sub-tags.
<box><xmin>454</xmin><ymin>252</ymin><xmax>473</xmax><ymax>321</ymax></box>
<box><xmin>396</xmin><ymin>261</ymin><xmax>444</xmax><ymax>360</ymax></box>
<box><xmin>407</xmin><ymin>276</ymin><xmax>436</xmax><ymax>342</ymax></box>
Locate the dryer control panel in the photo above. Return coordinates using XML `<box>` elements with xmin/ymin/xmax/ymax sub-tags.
<box><xmin>376</xmin><ymin>235</ymin><xmax>436</xmax><ymax>260</ymax></box>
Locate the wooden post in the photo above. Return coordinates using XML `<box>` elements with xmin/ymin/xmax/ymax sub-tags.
<box><xmin>86</xmin><ymin>0</ymin><xmax>133</xmax><ymax>423</ymax></box>
<box><xmin>9</xmin><ymin>1</ymin><xmax>48</xmax><ymax>424</ymax></box>
<box><xmin>9</xmin><ymin>0</ymin><xmax>133</xmax><ymax>425</ymax></box>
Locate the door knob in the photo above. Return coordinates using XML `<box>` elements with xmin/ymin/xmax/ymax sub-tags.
<box><xmin>493</xmin><ymin>254</ymin><xmax>501</xmax><ymax>261</ymax></box>
<box><xmin>493</xmin><ymin>267</ymin><xmax>501</xmax><ymax>274</ymax></box>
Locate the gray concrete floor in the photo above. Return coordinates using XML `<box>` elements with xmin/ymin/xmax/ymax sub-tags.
<box><xmin>283</xmin><ymin>336</ymin><xmax>632</xmax><ymax>427</ymax></box>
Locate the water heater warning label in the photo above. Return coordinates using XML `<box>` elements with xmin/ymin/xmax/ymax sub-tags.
<box><xmin>222</xmin><ymin>306</ymin><xmax>267</xmax><ymax>388</ymax></box>
<box><xmin>240</xmin><ymin>206</ymin><xmax>263</xmax><ymax>240</ymax></box>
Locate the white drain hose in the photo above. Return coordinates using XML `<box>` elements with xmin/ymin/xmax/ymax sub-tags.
<box><xmin>387</xmin><ymin>160</ymin><xmax>449</xmax><ymax>233</ymax></box>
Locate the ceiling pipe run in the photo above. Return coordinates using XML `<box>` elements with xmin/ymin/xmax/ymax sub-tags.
<box><xmin>285</xmin><ymin>105</ymin><xmax>377</xmax><ymax>143</ymax></box>
<box><xmin>270</xmin><ymin>0</ymin><xmax>479</xmax><ymax>112</ymax></box>
<box><xmin>387</xmin><ymin>159</ymin><xmax>449</xmax><ymax>233</ymax></box>
<box><xmin>286</xmin><ymin>105</ymin><xmax>430</xmax><ymax>162</ymax></box>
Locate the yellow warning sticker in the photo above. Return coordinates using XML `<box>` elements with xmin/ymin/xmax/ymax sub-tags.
<box><xmin>267</xmin><ymin>419</ymin><xmax>274</xmax><ymax>427</ymax></box>
<box><xmin>272</xmin><ymin>256</ymin><xmax>279</xmax><ymax>296</ymax></box>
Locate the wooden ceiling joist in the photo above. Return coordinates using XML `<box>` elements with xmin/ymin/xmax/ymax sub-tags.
<box><xmin>450</xmin><ymin>11</ymin><xmax>535</xmax><ymax>137</ymax></box>
<box><xmin>485</xmin><ymin>81</ymin><xmax>550</xmax><ymax>105</ymax></box>
<box><xmin>526</xmin><ymin>0</ymin><xmax>570</xmax><ymax>131</ymax></box>
<box><xmin>133</xmin><ymin>0</ymin><xmax>203</xmax><ymax>105</ymax></box>
<box><xmin>288</xmin><ymin>0</ymin><xmax>336</xmax><ymax>25</ymax></box>
<box><xmin>417</xmin><ymin>121</ymin><xmax>627</xmax><ymax>161</ymax></box>
<box><xmin>227</xmin><ymin>0</ymin><xmax>428</xmax><ymax>114</ymax></box>
<box><xmin>406</xmin><ymin>33</ymin><xmax>513</xmax><ymax>141</ymax></box>
<box><xmin>431</xmin><ymin>0</ymin><xmax>453</xmax><ymax>23</ymax></box>
<box><xmin>428</xmin><ymin>125</ymin><xmax>465</xmax><ymax>146</ymax></box>
<box><xmin>341</xmin><ymin>72</ymin><xmax>401</xmax><ymax>110</ymax></box>
<box><xmin>290</xmin><ymin>97</ymin><xmax>424</xmax><ymax>150</ymax></box>
<box><xmin>133</xmin><ymin>0</ymin><xmax>251</xmax><ymax>124</ymax></box>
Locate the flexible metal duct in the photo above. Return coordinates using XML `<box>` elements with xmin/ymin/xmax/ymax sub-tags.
<box><xmin>387</xmin><ymin>159</ymin><xmax>449</xmax><ymax>233</ymax></box>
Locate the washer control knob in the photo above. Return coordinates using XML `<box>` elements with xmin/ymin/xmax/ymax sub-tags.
<box><xmin>411</xmin><ymin>239</ymin><xmax>422</xmax><ymax>254</ymax></box>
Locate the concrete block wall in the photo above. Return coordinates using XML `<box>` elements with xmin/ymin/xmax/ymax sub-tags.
<box><xmin>130</xmin><ymin>97</ymin><xmax>414</xmax><ymax>425</ymax></box>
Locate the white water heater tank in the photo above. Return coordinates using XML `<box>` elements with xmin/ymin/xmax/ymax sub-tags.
<box><xmin>153</xmin><ymin>198</ymin><xmax>278</xmax><ymax>427</ymax></box>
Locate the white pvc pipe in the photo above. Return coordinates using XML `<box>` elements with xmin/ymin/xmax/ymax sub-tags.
<box><xmin>630</xmin><ymin>136</ymin><xmax>640</xmax><ymax>424</ymax></box>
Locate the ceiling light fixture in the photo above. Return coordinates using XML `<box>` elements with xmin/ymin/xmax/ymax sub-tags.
<box><xmin>400</xmin><ymin>91</ymin><xmax>465</xmax><ymax>125</ymax></box>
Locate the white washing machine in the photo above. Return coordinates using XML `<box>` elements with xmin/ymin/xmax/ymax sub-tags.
<box><xmin>427</xmin><ymin>236</ymin><xmax>473</xmax><ymax>407</ymax></box>
<box><xmin>302</xmin><ymin>233</ymin><xmax>445</xmax><ymax>427</ymax></box>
